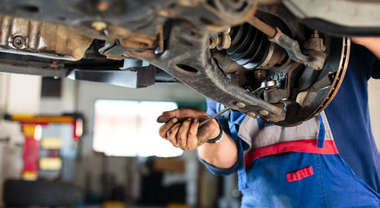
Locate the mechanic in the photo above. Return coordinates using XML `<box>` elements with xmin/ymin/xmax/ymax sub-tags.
<box><xmin>157</xmin><ymin>38</ymin><xmax>380</xmax><ymax>207</ymax></box>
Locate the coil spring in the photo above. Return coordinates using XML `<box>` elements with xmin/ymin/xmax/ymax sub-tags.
<box><xmin>227</xmin><ymin>23</ymin><xmax>270</xmax><ymax>70</ymax></box>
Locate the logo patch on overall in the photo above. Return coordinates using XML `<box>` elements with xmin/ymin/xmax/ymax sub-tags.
<box><xmin>286</xmin><ymin>166</ymin><xmax>314</xmax><ymax>182</ymax></box>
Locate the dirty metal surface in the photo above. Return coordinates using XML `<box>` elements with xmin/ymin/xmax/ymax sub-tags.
<box><xmin>0</xmin><ymin>0</ymin><xmax>359</xmax><ymax>125</ymax></box>
<box><xmin>0</xmin><ymin>15</ymin><xmax>93</xmax><ymax>61</ymax></box>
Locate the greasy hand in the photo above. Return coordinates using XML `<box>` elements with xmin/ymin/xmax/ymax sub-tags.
<box><xmin>157</xmin><ymin>109</ymin><xmax>221</xmax><ymax>150</ymax></box>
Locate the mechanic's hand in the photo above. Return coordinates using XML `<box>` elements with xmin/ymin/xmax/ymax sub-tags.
<box><xmin>157</xmin><ymin>109</ymin><xmax>221</xmax><ymax>150</ymax></box>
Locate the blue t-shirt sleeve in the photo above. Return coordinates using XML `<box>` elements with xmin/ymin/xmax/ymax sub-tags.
<box><xmin>198</xmin><ymin>98</ymin><xmax>245</xmax><ymax>175</ymax></box>
<box><xmin>206</xmin><ymin>98</ymin><xmax>218</xmax><ymax>115</ymax></box>
<box><xmin>349</xmin><ymin>44</ymin><xmax>379</xmax><ymax>79</ymax></box>
<box><xmin>325</xmin><ymin>44</ymin><xmax>380</xmax><ymax>192</ymax></box>
<box><xmin>356</xmin><ymin>44</ymin><xmax>380</xmax><ymax>79</ymax></box>
<box><xmin>371</xmin><ymin>60</ymin><xmax>380</xmax><ymax>79</ymax></box>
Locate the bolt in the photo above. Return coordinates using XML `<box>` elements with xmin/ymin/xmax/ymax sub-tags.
<box><xmin>154</xmin><ymin>47</ymin><xmax>162</xmax><ymax>55</ymax></box>
<box><xmin>259</xmin><ymin>110</ymin><xmax>269</xmax><ymax>116</ymax></box>
<box><xmin>97</xmin><ymin>1</ymin><xmax>109</xmax><ymax>11</ymax></box>
<box><xmin>265</xmin><ymin>80</ymin><xmax>276</xmax><ymax>88</ymax></box>
<box><xmin>254</xmin><ymin>70</ymin><xmax>266</xmax><ymax>80</ymax></box>
<box><xmin>209</xmin><ymin>36</ymin><xmax>219</xmax><ymax>49</ymax></box>
<box><xmin>157</xmin><ymin>9</ymin><xmax>175</xmax><ymax>17</ymax></box>
<box><xmin>219</xmin><ymin>32</ymin><xmax>231</xmax><ymax>49</ymax></box>
<box><xmin>312</xmin><ymin>30</ymin><xmax>320</xmax><ymax>38</ymax></box>
<box><xmin>209</xmin><ymin>30</ymin><xmax>231</xmax><ymax>50</ymax></box>
<box><xmin>178</xmin><ymin>0</ymin><xmax>198</xmax><ymax>6</ymax></box>
<box><xmin>247</xmin><ymin>112</ymin><xmax>258</xmax><ymax>118</ymax></box>
<box><xmin>91</xmin><ymin>21</ymin><xmax>107</xmax><ymax>31</ymax></box>
<box><xmin>235</xmin><ymin>102</ymin><xmax>246</xmax><ymax>108</ymax></box>
<box><xmin>12</xmin><ymin>36</ymin><xmax>26</xmax><ymax>49</ymax></box>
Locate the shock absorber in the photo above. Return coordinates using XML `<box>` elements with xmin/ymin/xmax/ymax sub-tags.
<box><xmin>227</xmin><ymin>23</ymin><xmax>286</xmax><ymax>70</ymax></box>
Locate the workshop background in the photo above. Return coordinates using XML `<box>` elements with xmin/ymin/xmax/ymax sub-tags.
<box><xmin>0</xmin><ymin>73</ymin><xmax>378</xmax><ymax>208</ymax></box>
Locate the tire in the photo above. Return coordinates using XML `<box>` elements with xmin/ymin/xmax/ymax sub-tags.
<box><xmin>3</xmin><ymin>179</ymin><xmax>82</xmax><ymax>207</ymax></box>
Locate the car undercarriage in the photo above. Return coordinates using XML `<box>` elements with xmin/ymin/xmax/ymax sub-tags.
<box><xmin>0</xmin><ymin>0</ymin><xmax>379</xmax><ymax>125</ymax></box>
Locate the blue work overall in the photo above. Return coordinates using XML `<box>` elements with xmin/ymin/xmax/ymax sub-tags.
<box><xmin>201</xmin><ymin>101</ymin><xmax>380</xmax><ymax>207</ymax></box>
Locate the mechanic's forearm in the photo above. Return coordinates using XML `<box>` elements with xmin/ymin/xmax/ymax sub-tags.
<box><xmin>197</xmin><ymin>132</ymin><xmax>238</xmax><ymax>169</ymax></box>
<box><xmin>353</xmin><ymin>37</ymin><xmax>380</xmax><ymax>59</ymax></box>
<box><xmin>363</xmin><ymin>42</ymin><xmax>380</xmax><ymax>59</ymax></box>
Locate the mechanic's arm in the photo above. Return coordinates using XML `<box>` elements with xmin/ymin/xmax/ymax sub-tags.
<box><xmin>157</xmin><ymin>109</ymin><xmax>238</xmax><ymax>169</ymax></box>
<box><xmin>352</xmin><ymin>37</ymin><xmax>380</xmax><ymax>59</ymax></box>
